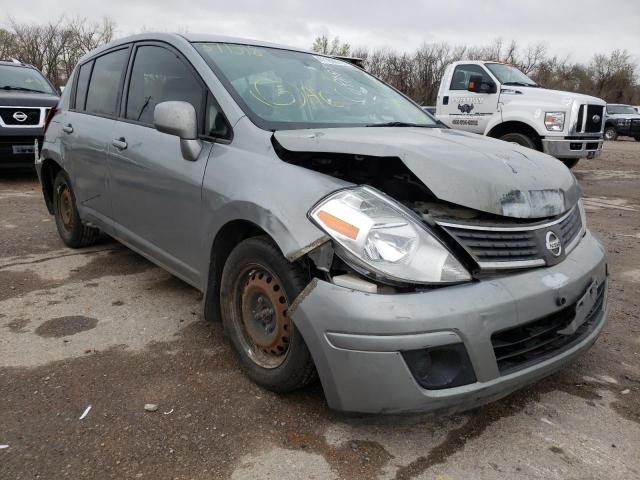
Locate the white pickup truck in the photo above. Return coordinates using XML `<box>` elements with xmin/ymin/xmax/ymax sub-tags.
<box><xmin>434</xmin><ymin>61</ymin><xmax>606</xmax><ymax>168</ymax></box>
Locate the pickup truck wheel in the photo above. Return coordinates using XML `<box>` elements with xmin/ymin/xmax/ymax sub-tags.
<box><xmin>220</xmin><ymin>236</ymin><xmax>317</xmax><ymax>392</ymax></box>
<box><xmin>561</xmin><ymin>159</ymin><xmax>579</xmax><ymax>169</ymax></box>
<box><xmin>604</xmin><ymin>127</ymin><xmax>618</xmax><ymax>141</ymax></box>
<box><xmin>52</xmin><ymin>171</ymin><xmax>100</xmax><ymax>248</ymax></box>
<box><xmin>499</xmin><ymin>132</ymin><xmax>537</xmax><ymax>150</ymax></box>
<box><xmin>634</xmin><ymin>136</ymin><xmax>640</xmax><ymax>142</ymax></box>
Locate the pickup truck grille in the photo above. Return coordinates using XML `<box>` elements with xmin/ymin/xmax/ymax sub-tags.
<box><xmin>0</xmin><ymin>107</ymin><xmax>44</xmax><ymax>126</ymax></box>
<box><xmin>439</xmin><ymin>205</ymin><xmax>583</xmax><ymax>270</ymax></box>
<box><xmin>491</xmin><ymin>281</ymin><xmax>605</xmax><ymax>374</ymax></box>
<box><xmin>575</xmin><ymin>104</ymin><xmax>604</xmax><ymax>133</ymax></box>
<box><xmin>631</xmin><ymin>119</ymin><xmax>640</xmax><ymax>133</ymax></box>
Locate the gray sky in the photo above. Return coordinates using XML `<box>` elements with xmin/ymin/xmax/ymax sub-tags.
<box><xmin>3</xmin><ymin>0</ymin><xmax>640</xmax><ymax>64</ymax></box>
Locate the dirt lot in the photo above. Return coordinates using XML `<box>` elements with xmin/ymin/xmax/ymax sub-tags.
<box><xmin>1</xmin><ymin>140</ymin><xmax>639</xmax><ymax>480</ymax></box>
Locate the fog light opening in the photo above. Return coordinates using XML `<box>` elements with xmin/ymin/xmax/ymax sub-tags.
<box><xmin>402</xmin><ymin>343</ymin><xmax>476</xmax><ymax>390</ymax></box>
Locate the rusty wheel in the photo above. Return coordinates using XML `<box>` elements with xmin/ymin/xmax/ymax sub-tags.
<box><xmin>220</xmin><ymin>236</ymin><xmax>317</xmax><ymax>392</ymax></box>
<box><xmin>237</xmin><ymin>266</ymin><xmax>291</xmax><ymax>369</ymax></box>
<box><xmin>57</xmin><ymin>184</ymin><xmax>75</xmax><ymax>231</ymax></box>
<box><xmin>52</xmin><ymin>170</ymin><xmax>99</xmax><ymax>248</ymax></box>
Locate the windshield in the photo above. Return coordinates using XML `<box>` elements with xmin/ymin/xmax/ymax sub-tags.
<box><xmin>194</xmin><ymin>43</ymin><xmax>435</xmax><ymax>130</ymax></box>
<box><xmin>485</xmin><ymin>63</ymin><xmax>537</xmax><ymax>87</ymax></box>
<box><xmin>607</xmin><ymin>105</ymin><xmax>637</xmax><ymax>115</ymax></box>
<box><xmin>0</xmin><ymin>65</ymin><xmax>56</xmax><ymax>94</ymax></box>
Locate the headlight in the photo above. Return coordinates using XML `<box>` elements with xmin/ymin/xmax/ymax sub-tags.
<box><xmin>544</xmin><ymin>112</ymin><xmax>565</xmax><ymax>131</ymax></box>
<box><xmin>617</xmin><ymin>118</ymin><xmax>629</xmax><ymax>126</ymax></box>
<box><xmin>308</xmin><ymin>186</ymin><xmax>471</xmax><ymax>285</ymax></box>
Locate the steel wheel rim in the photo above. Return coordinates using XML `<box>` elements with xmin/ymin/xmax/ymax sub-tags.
<box><xmin>58</xmin><ymin>185</ymin><xmax>74</xmax><ymax>230</ymax></box>
<box><xmin>234</xmin><ymin>264</ymin><xmax>291</xmax><ymax>369</ymax></box>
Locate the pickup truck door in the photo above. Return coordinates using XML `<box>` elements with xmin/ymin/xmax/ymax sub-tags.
<box><xmin>437</xmin><ymin>64</ymin><xmax>500</xmax><ymax>135</ymax></box>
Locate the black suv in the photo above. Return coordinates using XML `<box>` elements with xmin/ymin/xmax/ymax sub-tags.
<box><xmin>604</xmin><ymin>104</ymin><xmax>640</xmax><ymax>141</ymax></box>
<box><xmin>1</xmin><ymin>59</ymin><xmax>59</xmax><ymax>169</ymax></box>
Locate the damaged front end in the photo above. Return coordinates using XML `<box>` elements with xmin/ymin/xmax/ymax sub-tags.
<box><xmin>273</xmin><ymin>128</ymin><xmax>586</xmax><ymax>291</ymax></box>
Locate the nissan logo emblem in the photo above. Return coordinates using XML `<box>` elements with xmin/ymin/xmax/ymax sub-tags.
<box><xmin>12</xmin><ymin>111</ymin><xmax>28</xmax><ymax>122</ymax></box>
<box><xmin>545</xmin><ymin>231</ymin><xmax>562</xmax><ymax>257</ymax></box>
<box><xmin>592</xmin><ymin>114</ymin><xmax>601</xmax><ymax>123</ymax></box>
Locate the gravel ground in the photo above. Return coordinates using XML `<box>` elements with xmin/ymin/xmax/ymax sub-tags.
<box><xmin>1</xmin><ymin>140</ymin><xmax>639</xmax><ymax>479</ymax></box>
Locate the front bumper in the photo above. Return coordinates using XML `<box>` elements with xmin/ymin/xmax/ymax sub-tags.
<box><xmin>542</xmin><ymin>137</ymin><xmax>603</xmax><ymax>160</ymax></box>
<box><xmin>0</xmin><ymin>128</ymin><xmax>41</xmax><ymax>169</ymax></box>
<box><xmin>292</xmin><ymin>231</ymin><xmax>608</xmax><ymax>414</ymax></box>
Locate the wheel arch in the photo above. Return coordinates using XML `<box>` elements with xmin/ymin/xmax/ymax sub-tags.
<box><xmin>204</xmin><ymin>218</ymin><xmax>276</xmax><ymax>323</ymax></box>
<box><xmin>487</xmin><ymin>121</ymin><xmax>543</xmax><ymax>150</ymax></box>
<box><xmin>40</xmin><ymin>158</ymin><xmax>64</xmax><ymax>214</ymax></box>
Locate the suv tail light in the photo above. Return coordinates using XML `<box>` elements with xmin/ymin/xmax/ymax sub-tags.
<box><xmin>43</xmin><ymin>106</ymin><xmax>58</xmax><ymax>135</ymax></box>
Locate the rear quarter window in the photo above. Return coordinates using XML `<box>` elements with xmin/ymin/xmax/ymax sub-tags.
<box><xmin>84</xmin><ymin>49</ymin><xmax>129</xmax><ymax>117</ymax></box>
<box><xmin>74</xmin><ymin>61</ymin><xmax>93</xmax><ymax>110</ymax></box>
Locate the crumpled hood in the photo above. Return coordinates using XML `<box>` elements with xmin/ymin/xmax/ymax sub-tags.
<box><xmin>274</xmin><ymin>127</ymin><xmax>580</xmax><ymax>219</ymax></box>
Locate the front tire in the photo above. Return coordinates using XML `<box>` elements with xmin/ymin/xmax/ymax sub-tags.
<box><xmin>561</xmin><ymin>159</ymin><xmax>579</xmax><ymax>169</ymax></box>
<box><xmin>499</xmin><ymin>132</ymin><xmax>537</xmax><ymax>150</ymax></box>
<box><xmin>634</xmin><ymin>136</ymin><xmax>640</xmax><ymax>142</ymax></box>
<box><xmin>52</xmin><ymin>171</ymin><xmax>99</xmax><ymax>248</ymax></box>
<box><xmin>604</xmin><ymin>126</ymin><xmax>618</xmax><ymax>141</ymax></box>
<box><xmin>220</xmin><ymin>236</ymin><xmax>317</xmax><ymax>392</ymax></box>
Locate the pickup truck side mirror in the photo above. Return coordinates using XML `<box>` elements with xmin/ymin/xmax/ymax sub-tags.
<box><xmin>154</xmin><ymin>101</ymin><xmax>202</xmax><ymax>161</ymax></box>
<box><xmin>467</xmin><ymin>75</ymin><xmax>497</xmax><ymax>94</ymax></box>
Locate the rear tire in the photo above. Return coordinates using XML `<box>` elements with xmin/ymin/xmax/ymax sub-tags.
<box><xmin>220</xmin><ymin>236</ymin><xmax>317</xmax><ymax>392</ymax></box>
<box><xmin>52</xmin><ymin>171</ymin><xmax>100</xmax><ymax>248</ymax></box>
<box><xmin>499</xmin><ymin>132</ymin><xmax>537</xmax><ymax>150</ymax></box>
<box><xmin>604</xmin><ymin>126</ymin><xmax>618</xmax><ymax>141</ymax></box>
<box><xmin>561</xmin><ymin>159</ymin><xmax>579</xmax><ymax>169</ymax></box>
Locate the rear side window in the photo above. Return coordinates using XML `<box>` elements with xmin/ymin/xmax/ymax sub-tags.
<box><xmin>450</xmin><ymin>64</ymin><xmax>492</xmax><ymax>91</ymax></box>
<box><xmin>74</xmin><ymin>61</ymin><xmax>93</xmax><ymax>110</ymax></box>
<box><xmin>126</xmin><ymin>45</ymin><xmax>203</xmax><ymax>126</ymax></box>
<box><xmin>85</xmin><ymin>49</ymin><xmax>129</xmax><ymax>116</ymax></box>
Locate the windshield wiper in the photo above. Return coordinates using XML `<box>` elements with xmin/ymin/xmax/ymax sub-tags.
<box><xmin>502</xmin><ymin>81</ymin><xmax>538</xmax><ymax>88</ymax></box>
<box><xmin>365</xmin><ymin>121</ymin><xmax>433</xmax><ymax>128</ymax></box>
<box><xmin>1</xmin><ymin>85</ymin><xmax>47</xmax><ymax>93</ymax></box>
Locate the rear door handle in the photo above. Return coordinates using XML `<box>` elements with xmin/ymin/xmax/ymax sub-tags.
<box><xmin>112</xmin><ymin>137</ymin><xmax>127</xmax><ymax>150</ymax></box>
<box><xmin>62</xmin><ymin>124</ymin><xmax>73</xmax><ymax>134</ymax></box>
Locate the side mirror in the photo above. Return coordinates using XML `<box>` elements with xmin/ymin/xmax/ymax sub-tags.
<box><xmin>154</xmin><ymin>101</ymin><xmax>202</xmax><ymax>161</ymax></box>
<box><xmin>467</xmin><ymin>75</ymin><xmax>496</xmax><ymax>94</ymax></box>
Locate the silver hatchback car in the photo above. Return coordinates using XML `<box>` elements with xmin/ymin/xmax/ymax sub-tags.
<box><xmin>37</xmin><ymin>33</ymin><xmax>608</xmax><ymax>414</ymax></box>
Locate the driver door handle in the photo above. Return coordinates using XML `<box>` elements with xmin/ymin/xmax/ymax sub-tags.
<box><xmin>112</xmin><ymin>137</ymin><xmax>127</xmax><ymax>150</ymax></box>
<box><xmin>62</xmin><ymin>124</ymin><xmax>73</xmax><ymax>134</ymax></box>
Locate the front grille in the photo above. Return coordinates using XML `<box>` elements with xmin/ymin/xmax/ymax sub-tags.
<box><xmin>631</xmin><ymin>119</ymin><xmax>640</xmax><ymax>133</ymax></box>
<box><xmin>440</xmin><ymin>206</ymin><xmax>583</xmax><ymax>269</ymax></box>
<box><xmin>441</xmin><ymin>228</ymin><xmax>539</xmax><ymax>263</ymax></box>
<box><xmin>492</xmin><ymin>281</ymin><xmax>606</xmax><ymax>374</ymax></box>
<box><xmin>575</xmin><ymin>105</ymin><xmax>604</xmax><ymax>133</ymax></box>
<box><xmin>0</xmin><ymin>107</ymin><xmax>42</xmax><ymax>126</ymax></box>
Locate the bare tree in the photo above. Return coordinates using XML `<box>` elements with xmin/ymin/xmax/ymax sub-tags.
<box><xmin>312</xmin><ymin>35</ymin><xmax>351</xmax><ymax>56</ymax></box>
<box><xmin>3</xmin><ymin>16</ymin><xmax>114</xmax><ymax>87</ymax></box>
<box><xmin>316</xmin><ymin>36</ymin><xmax>639</xmax><ymax>105</ymax></box>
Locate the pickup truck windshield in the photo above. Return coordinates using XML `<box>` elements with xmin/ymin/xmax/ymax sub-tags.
<box><xmin>194</xmin><ymin>43</ymin><xmax>435</xmax><ymax>130</ymax></box>
<box><xmin>606</xmin><ymin>105</ymin><xmax>637</xmax><ymax>115</ymax></box>
<box><xmin>485</xmin><ymin>63</ymin><xmax>538</xmax><ymax>87</ymax></box>
<box><xmin>0</xmin><ymin>65</ymin><xmax>56</xmax><ymax>94</ymax></box>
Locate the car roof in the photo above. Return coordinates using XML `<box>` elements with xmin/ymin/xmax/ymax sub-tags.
<box><xmin>79</xmin><ymin>32</ymin><xmax>316</xmax><ymax>64</ymax></box>
<box><xmin>0</xmin><ymin>60</ymin><xmax>35</xmax><ymax>68</ymax></box>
